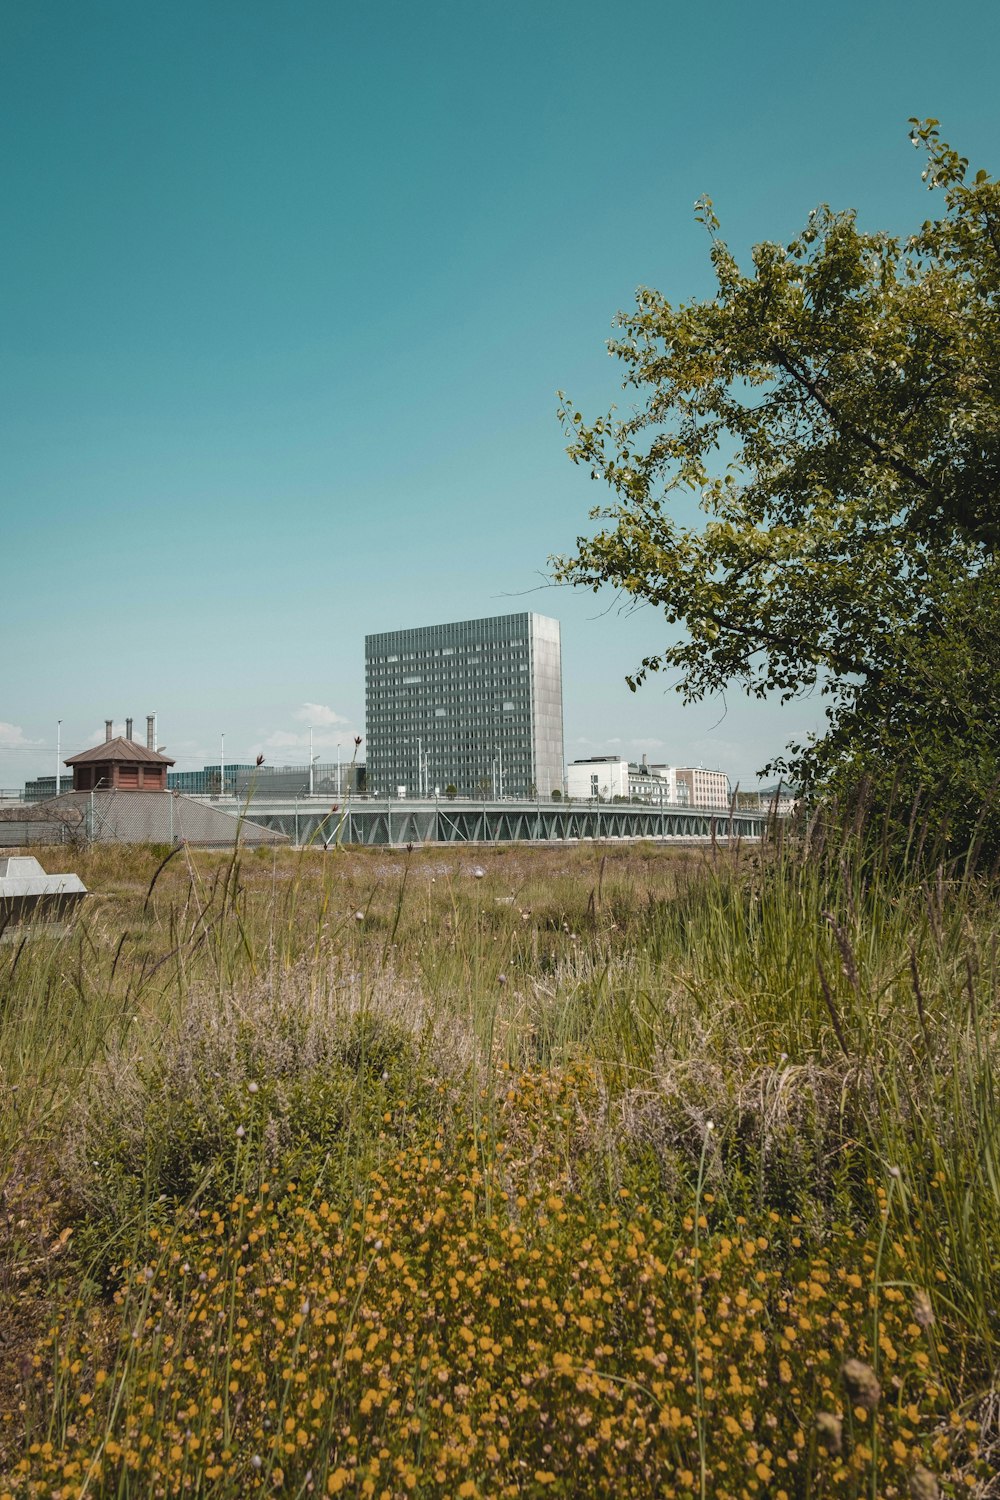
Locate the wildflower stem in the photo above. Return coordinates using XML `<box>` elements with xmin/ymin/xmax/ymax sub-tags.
<box><xmin>692</xmin><ymin>1121</ymin><xmax>713</xmax><ymax>1500</ymax></box>
<box><xmin>870</xmin><ymin>1169</ymin><xmax>898</xmax><ymax>1500</ymax></box>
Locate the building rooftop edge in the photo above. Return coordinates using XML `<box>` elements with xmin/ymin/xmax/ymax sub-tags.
<box><xmin>364</xmin><ymin>611</ymin><xmax>559</xmax><ymax>646</ymax></box>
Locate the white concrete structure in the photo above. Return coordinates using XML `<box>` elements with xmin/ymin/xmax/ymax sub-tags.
<box><xmin>566</xmin><ymin>757</ymin><xmax>629</xmax><ymax>801</ymax></box>
<box><xmin>628</xmin><ymin>763</ymin><xmax>679</xmax><ymax>805</ymax></box>
<box><xmin>0</xmin><ymin>855</ymin><xmax>88</xmax><ymax>926</ymax></box>
<box><xmin>568</xmin><ymin>756</ymin><xmax>731</xmax><ymax>810</ymax></box>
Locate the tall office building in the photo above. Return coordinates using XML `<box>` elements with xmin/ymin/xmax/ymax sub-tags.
<box><xmin>365</xmin><ymin>613</ymin><xmax>564</xmax><ymax>799</ymax></box>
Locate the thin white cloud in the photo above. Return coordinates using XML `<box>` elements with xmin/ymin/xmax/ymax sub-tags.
<box><xmin>85</xmin><ymin>722</ymin><xmax>125</xmax><ymax>746</ymax></box>
<box><xmin>293</xmin><ymin>702</ymin><xmax>350</xmax><ymax>728</ymax></box>
<box><xmin>264</xmin><ymin>729</ymin><xmax>312</xmax><ymax>750</ymax></box>
<box><xmin>259</xmin><ymin>725</ymin><xmax>358</xmax><ymax>756</ymax></box>
<box><xmin>244</xmin><ymin>703</ymin><xmax>359</xmax><ymax>761</ymax></box>
<box><xmin>0</xmin><ymin>721</ymin><xmax>44</xmax><ymax>749</ymax></box>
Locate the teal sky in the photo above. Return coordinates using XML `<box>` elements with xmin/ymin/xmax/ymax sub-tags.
<box><xmin>3</xmin><ymin>0</ymin><xmax>998</xmax><ymax>788</ymax></box>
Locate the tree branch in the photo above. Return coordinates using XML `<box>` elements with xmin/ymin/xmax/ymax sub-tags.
<box><xmin>980</xmin><ymin>206</ymin><xmax>1000</xmax><ymax>266</ymax></box>
<box><xmin>771</xmin><ymin>345</ymin><xmax>936</xmax><ymax>495</ymax></box>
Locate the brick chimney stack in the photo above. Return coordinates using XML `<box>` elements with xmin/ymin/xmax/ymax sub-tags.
<box><xmin>146</xmin><ymin>715</ymin><xmax>155</xmax><ymax>751</ymax></box>
<box><xmin>105</xmin><ymin>720</ymin><xmax>113</xmax><ymax>742</ymax></box>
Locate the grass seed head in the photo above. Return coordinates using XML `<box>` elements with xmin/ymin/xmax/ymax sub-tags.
<box><xmin>908</xmin><ymin>1462</ymin><xmax>940</xmax><ymax>1500</ymax></box>
<box><xmin>815</xmin><ymin>1411</ymin><xmax>843</xmax><ymax>1454</ymax></box>
<box><xmin>841</xmin><ymin>1357</ymin><xmax>880</xmax><ymax>1412</ymax></box>
<box><xmin>912</xmin><ymin>1288</ymin><xmax>935</xmax><ymax>1329</ymax></box>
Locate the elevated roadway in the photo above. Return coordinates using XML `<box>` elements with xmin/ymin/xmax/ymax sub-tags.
<box><xmin>194</xmin><ymin>795</ymin><xmax>768</xmax><ymax>847</ymax></box>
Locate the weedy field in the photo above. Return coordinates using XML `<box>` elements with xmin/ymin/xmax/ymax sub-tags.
<box><xmin>1</xmin><ymin>830</ymin><xmax>998</xmax><ymax>1498</ymax></box>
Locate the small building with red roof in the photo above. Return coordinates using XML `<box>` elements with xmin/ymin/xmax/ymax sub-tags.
<box><xmin>64</xmin><ymin>716</ymin><xmax>175</xmax><ymax>792</ymax></box>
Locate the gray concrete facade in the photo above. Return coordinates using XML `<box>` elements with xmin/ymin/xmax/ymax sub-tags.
<box><xmin>365</xmin><ymin>612</ymin><xmax>565</xmax><ymax>800</ymax></box>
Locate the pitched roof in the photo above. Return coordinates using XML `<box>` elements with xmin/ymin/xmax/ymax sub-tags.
<box><xmin>65</xmin><ymin>736</ymin><xmax>175</xmax><ymax>767</ymax></box>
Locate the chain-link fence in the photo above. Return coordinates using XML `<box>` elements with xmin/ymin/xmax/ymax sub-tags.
<box><xmin>0</xmin><ymin>791</ymin><xmax>286</xmax><ymax>849</ymax></box>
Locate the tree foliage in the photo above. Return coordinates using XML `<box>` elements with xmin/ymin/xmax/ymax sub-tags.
<box><xmin>555</xmin><ymin>122</ymin><xmax>1000</xmax><ymax>861</ymax></box>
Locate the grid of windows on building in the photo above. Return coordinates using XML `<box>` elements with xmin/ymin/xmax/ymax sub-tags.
<box><xmin>23</xmin><ymin>775</ymin><xmax>71</xmax><ymax>802</ymax></box>
<box><xmin>365</xmin><ymin>613</ymin><xmax>564</xmax><ymax>800</ymax></box>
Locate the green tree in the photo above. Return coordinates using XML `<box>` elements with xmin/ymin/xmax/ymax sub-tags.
<box><xmin>805</xmin><ymin>563</ymin><xmax>1000</xmax><ymax>860</ymax></box>
<box><xmin>555</xmin><ymin>121</ymin><xmax>1000</xmax><ymax>862</ymax></box>
<box><xmin>444</xmin><ymin>784</ymin><xmax>458</xmax><ymax>801</ymax></box>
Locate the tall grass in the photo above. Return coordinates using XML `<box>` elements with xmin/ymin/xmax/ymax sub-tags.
<box><xmin>1</xmin><ymin>831</ymin><xmax>998</xmax><ymax>1496</ymax></box>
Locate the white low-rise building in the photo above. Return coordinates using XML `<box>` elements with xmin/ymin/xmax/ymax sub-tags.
<box><xmin>566</xmin><ymin>756</ymin><xmax>629</xmax><ymax>801</ymax></box>
<box><xmin>567</xmin><ymin>755</ymin><xmax>731</xmax><ymax>810</ymax></box>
